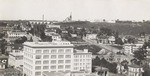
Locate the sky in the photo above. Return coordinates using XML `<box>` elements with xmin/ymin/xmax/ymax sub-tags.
<box><xmin>0</xmin><ymin>0</ymin><xmax>150</xmax><ymax>21</ymax></box>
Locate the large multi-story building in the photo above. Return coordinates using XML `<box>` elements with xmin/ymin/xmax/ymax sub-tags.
<box><xmin>23</xmin><ymin>41</ymin><xmax>92</xmax><ymax>76</ymax></box>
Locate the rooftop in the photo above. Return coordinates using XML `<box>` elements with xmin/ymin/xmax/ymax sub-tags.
<box><xmin>43</xmin><ymin>71</ymin><xmax>67</xmax><ymax>76</ymax></box>
<box><xmin>23</xmin><ymin>41</ymin><xmax>74</xmax><ymax>48</ymax></box>
<box><xmin>128</xmin><ymin>64</ymin><xmax>142</xmax><ymax>68</ymax></box>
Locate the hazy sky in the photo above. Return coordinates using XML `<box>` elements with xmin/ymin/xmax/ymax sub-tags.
<box><xmin>0</xmin><ymin>0</ymin><xmax>150</xmax><ymax>21</ymax></box>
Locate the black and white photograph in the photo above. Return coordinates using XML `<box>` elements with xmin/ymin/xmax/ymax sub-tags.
<box><xmin>0</xmin><ymin>0</ymin><xmax>150</xmax><ymax>76</ymax></box>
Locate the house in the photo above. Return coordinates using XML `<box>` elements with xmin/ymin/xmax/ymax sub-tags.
<box><xmin>123</xmin><ymin>43</ymin><xmax>143</xmax><ymax>55</ymax></box>
<box><xmin>128</xmin><ymin>64</ymin><xmax>144</xmax><ymax>76</ymax></box>
<box><xmin>6</xmin><ymin>30</ymin><xmax>27</xmax><ymax>41</ymax></box>
<box><xmin>0</xmin><ymin>54</ymin><xmax>8</xmax><ymax>69</ymax></box>
<box><xmin>116</xmin><ymin>63</ymin><xmax>127</xmax><ymax>74</ymax></box>
<box><xmin>97</xmin><ymin>36</ymin><xmax>109</xmax><ymax>44</ymax></box>
<box><xmin>108</xmin><ymin>36</ymin><xmax>115</xmax><ymax>44</ymax></box>
<box><xmin>71</xmin><ymin>34</ymin><xmax>77</xmax><ymax>38</ymax></box>
<box><xmin>85</xmin><ymin>34</ymin><xmax>97</xmax><ymax>40</ymax></box>
<box><xmin>46</xmin><ymin>24</ymin><xmax>60</xmax><ymax>28</ymax></box>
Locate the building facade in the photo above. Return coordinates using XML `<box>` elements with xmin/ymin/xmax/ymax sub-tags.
<box><xmin>23</xmin><ymin>41</ymin><xmax>92</xmax><ymax>76</ymax></box>
<box><xmin>8</xmin><ymin>51</ymin><xmax>23</xmax><ymax>68</ymax></box>
<box><xmin>128</xmin><ymin>64</ymin><xmax>144</xmax><ymax>76</ymax></box>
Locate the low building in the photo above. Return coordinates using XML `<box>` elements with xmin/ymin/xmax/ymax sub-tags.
<box><xmin>85</xmin><ymin>34</ymin><xmax>97</xmax><ymax>40</ymax></box>
<box><xmin>8</xmin><ymin>51</ymin><xmax>23</xmax><ymax>68</ymax></box>
<box><xmin>108</xmin><ymin>36</ymin><xmax>115</xmax><ymax>44</ymax></box>
<box><xmin>46</xmin><ymin>24</ymin><xmax>60</xmax><ymax>28</ymax></box>
<box><xmin>0</xmin><ymin>54</ymin><xmax>8</xmax><ymax>69</ymax></box>
<box><xmin>123</xmin><ymin>43</ymin><xmax>143</xmax><ymax>55</ymax></box>
<box><xmin>7</xmin><ymin>31</ymin><xmax>27</xmax><ymax>41</ymax></box>
<box><xmin>128</xmin><ymin>64</ymin><xmax>144</xmax><ymax>76</ymax></box>
<box><xmin>45</xmin><ymin>32</ymin><xmax>62</xmax><ymax>41</ymax></box>
<box><xmin>97</xmin><ymin>36</ymin><xmax>109</xmax><ymax>44</ymax></box>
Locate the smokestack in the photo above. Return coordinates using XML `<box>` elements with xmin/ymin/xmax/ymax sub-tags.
<box><xmin>42</xmin><ymin>15</ymin><xmax>44</xmax><ymax>21</ymax></box>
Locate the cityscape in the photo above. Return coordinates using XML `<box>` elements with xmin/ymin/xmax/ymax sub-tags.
<box><xmin>1</xmin><ymin>0</ymin><xmax>150</xmax><ymax>76</ymax></box>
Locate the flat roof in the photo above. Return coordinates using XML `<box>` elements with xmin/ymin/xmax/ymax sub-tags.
<box><xmin>23</xmin><ymin>41</ymin><xmax>74</xmax><ymax>48</ymax></box>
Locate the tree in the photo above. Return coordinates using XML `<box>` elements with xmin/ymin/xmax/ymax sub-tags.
<box><xmin>133</xmin><ymin>48</ymin><xmax>147</xmax><ymax>61</ymax></box>
<box><xmin>115</xmin><ymin>37</ymin><xmax>124</xmax><ymax>45</ymax></box>
<box><xmin>92</xmin><ymin>56</ymin><xmax>101</xmax><ymax>66</ymax></box>
<box><xmin>0</xmin><ymin>39</ymin><xmax>7</xmax><ymax>54</ymax></box>
<box><xmin>121</xmin><ymin>60</ymin><xmax>129</xmax><ymax>70</ymax></box>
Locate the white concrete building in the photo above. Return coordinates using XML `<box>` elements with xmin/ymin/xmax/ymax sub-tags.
<box><xmin>128</xmin><ymin>64</ymin><xmax>144</xmax><ymax>76</ymax></box>
<box><xmin>73</xmin><ymin>49</ymin><xmax>92</xmax><ymax>72</ymax></box>
<box><xmin>8</xmin><ymin>51</ymin><xmax>23</xmax><ymax>68</ymax></box>
<box><xmin>85</xmin><ymin>34</ymin><xmax>97</xmax><ymax>40</ymax></box>
<box><xmin>23</xmin><ymin>41</ymin><xmax>92</xmax><ymax>76</ymax></box>
<box><xmin>123</xmin><ymin>43</ymin><xmax>143</xmax><ymax>55</ymax></box>
<box><xmin>45</xmin><ymin>32</ymin><xmax>62</xmax><ymax>41</ymax></box>
<box><xmin>7</xmin><ymin>31</ymin><xmax>27</xmax><ymax>38</ymax></box>
<box><xmin>46</xmin><ymin>24</ymin><xmax>60</xmax><ymax>28</ymax></box>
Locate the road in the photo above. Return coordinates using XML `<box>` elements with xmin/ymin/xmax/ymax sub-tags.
<box><xmin>83</xmin><ymin>38</ymin><xmax>120</xmax><ymax>53</ymax></box>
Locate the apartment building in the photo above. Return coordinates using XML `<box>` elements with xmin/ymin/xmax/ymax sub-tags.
<box><xmin>123</xmin><ymin>43</ymin><xmax>143</xmax><ymax>55</ymax></box>
<box><xmin>23</xmin><ymin>41</ymin><xmax>92</xmax><ymax>76</ymax></box>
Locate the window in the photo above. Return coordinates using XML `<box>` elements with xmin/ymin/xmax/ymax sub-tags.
<box><xmin>43</xmin><ymin>60</ymin><xmax>49</xmax><ymax>64</ymax></box>
<box><xmin>43</xmin><ymin>55</ymin><xmax>49</xmax><ymax>59</ymax></box>
<box><xmin>58</xmin><ymin>55</ymin><xmax>64</xmax><ymax>58</ymax></box>
<box><xmin>36</xmin><ymin>55</ymin><xmax>41</xmax><ymax>59</ymax></box>
<box><xmin>58</xmin><ymin>65</ymin><xmax>63</xmax><ymax>69</ymax></box>
<box><xmin>51</xmin><ymin>49</ymin><xmax>57</xmax><ymax>53</ymax></box>
<box><xmin>58</xmin><ymin>49</ymin><xmax>64</xmax><ymax>53</ymax></box>
<box><xmin>74</xmin><ymin>55</ymin><xmax>79</xmax><ymax>58</ymax></box>
<box><xmin>51</xmin><ymin>66</ymin><xmax>56</xmax><ymax>69</ymax></box>
<box><xmin>65</xmin><ymin>65</ymin><xmax>70</xmax><ymax>69</ymax></box>
<box><xmin>65</xmin><ymin>60</ymin><xmax>71</xmax><ymax>63</ymax></box>
<box><xmin>36</xmin><ymin>50</ymin><xmax>42</xmax><ymax>53</ymax></box>
<box><xmin>74</xmin><ymin>59</ymin><xmax>79</xmax><ymax>62</ymax></box>
<box><xmin>35</xmin><ymin>72</ymin><xmax>41</xmax><ymax>75</ymax></box>
<box><xmin>51</xmin><ymin>55</ymin><xmax>56</xmax><ymax>59</ymax></box>
<box><xmin>65</xmin><ymin>55</ymin><xmax>71</xmax><ymax>58</ymax></box>
<box><xmin>35</xmin><ymin>61</ymin><xmax>41</xmax><ymax>64</ymax></box>
<box><xmin>66</xmin><ymin>49</ymin><xmax>71</xmax><ymax>53</ymax></box>
<box><xmin>35</xmin><ymin>66</ymin><xmax>41</xmax><ymax>70</ymax></box>
<box><xmin>51</xmin><ymin>60</ymin><xmax>56</xmax><ymax>64</ymax></box>
<box><xmin>43</xmin><ymin>50</ymin><xmax>49</xmax><ymax>53</ymax></box>
<box><xmin>43</xmin><ymin>66</ymin><xmax>49</xmax><ymax>69</ymax></box>
<box><xmin>58</xmin><ymin>60</ymin><xmax>64</xmax><ymax>64</ymax></box>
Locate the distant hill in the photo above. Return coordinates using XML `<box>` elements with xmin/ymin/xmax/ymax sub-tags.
<box><xmin>56</xmin><ymin>21</ymin><xmax>150</xmax><ymax>35</ymax></box>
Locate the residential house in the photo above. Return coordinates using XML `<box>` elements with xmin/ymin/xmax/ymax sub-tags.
<box><xmin>108</xmin><ymin>36</ymin><xmax>115</xmax><ymax>44</ymax></box>
<box><xmin>46</xmin><ymin>24</ymin><xmax>60</xmax><ymax>28</ymax></box>
<box><xmin>85</xmin><ymin>34</ymin><xmax>97</xmax><ymax>40</ymax></box>
<box><xmin>97</xmin><ymin>36</ymin><xmax>108</xmax><ymax>44</ymax></box>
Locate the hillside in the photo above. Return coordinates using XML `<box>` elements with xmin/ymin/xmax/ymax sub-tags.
<box><xmin>56</xmin><ymin>21</ymin><xmax>150</xmax><ymax>35</ymax></box>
